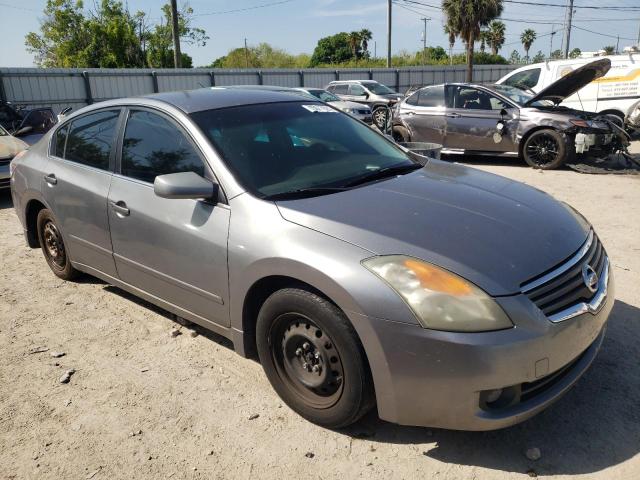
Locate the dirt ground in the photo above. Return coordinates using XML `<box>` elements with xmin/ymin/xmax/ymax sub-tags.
<box><xmin>1</xmin><ymin>150</ymin><xmax>639</xmax><ymax>480</ymax></box>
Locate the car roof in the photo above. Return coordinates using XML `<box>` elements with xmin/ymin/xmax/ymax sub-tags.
<box><xmin>328</xmin><ymin>80</ymin><xmax>379</xmax><ymax>84</ymax></box>
<box><xmin>139</xmin><ymin>87</ymin><xmax>316</xmax><ymax>113</ymax></box>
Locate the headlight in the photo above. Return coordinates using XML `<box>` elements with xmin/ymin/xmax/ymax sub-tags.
<box><xmin>345</xmin><ymin>108</ymin><xmax>358</xmax><ymax>114</ymax></box>
<box><xmin>362</xmin><ymin>255</ymin><xmax>513</xmax><ymax>332</ymax></box>
<box><xmin>570</xmin><ymin>119</ymin><xmax>596</xmax><ymax>128</ymax></box>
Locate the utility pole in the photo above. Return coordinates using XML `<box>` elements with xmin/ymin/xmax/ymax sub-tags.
<box><xmin>244</xmin><ymin>38</ymin><xmax>249</xmax><ymax>68</ymax></box>
<box><xmin>563</xmin><ymin>0</ymin><xmax>573</xmax><ymax>59</ymax></box>
<box><xmin>387</xmin><ymin>0</ymin><xmax>392</xmax><ymax>67</ymax></box>
<box><xmin>170</xmin><ymin>0</ymin><xmax>181</xmax><ymax>68</ymax></box>
<box><xmin>421</xmin><ymin>17</ymin><xmax>430</xmax><ymax>65</ymax></box>
<box><xmin>374</xmin><ymin>41</ymin><xmax>377</xmax><ymax>59</ymax></box>
<box><xmin>615</xmin><ymin>35</ymin><xmax>619</xmax><ymax>54</ymax></box>
<box><xmin>549</xmin><ymin>24</ymin><xmax>556</xmax><ymax>58</ymax></box>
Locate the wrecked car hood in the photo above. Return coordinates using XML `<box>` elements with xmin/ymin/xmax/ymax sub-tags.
<box><xmin>525</xmin><ymin>58</ymin><xmax>611</xmax><ymax>106</ymax></box>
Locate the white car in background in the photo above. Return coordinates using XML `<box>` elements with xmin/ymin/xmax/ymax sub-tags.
<box><xmin>0</xmin><ymin>125</ymin><xmax>28</xmax><ymax>190</ymax></box>
<box><xmin>497</xmin><ymin>54</ymin><xmax>640</xmax><ymax>122</ymax></box>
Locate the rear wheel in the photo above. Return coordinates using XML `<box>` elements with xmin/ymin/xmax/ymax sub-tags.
<box><xmin>522</xmin><ymin>129</ymin><xmax>570</xmax><ymax>170</ymax></box>
<box><xmin>392</xmin><ymin>125</ymin><xmax>410</xmax><ymax>143</ymax></box>
<box><xmin>36</xmin><ymin>209</ymin><xmax>79</xmax><ymax>280</ymax></box>
<box><xmin>372</xmin><ymin>106</ymin><xmax>389</xmax><ymax>131</ymax></box>
<box><xmin>256</xmin><ymin>288</ymin><xmax>374</xmax><ymax>428</ymax></box>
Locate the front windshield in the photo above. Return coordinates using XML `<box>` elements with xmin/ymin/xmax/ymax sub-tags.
<box><xmin>306</xmin><ymin>89</ymin><xmax>341</xmax><ymax>103</ymax></box>
<box><xmin>191</xmin><ymin>102</ymin><xmax>415</xmax><ymax>198</ymax></box>
<box><xmin>364</xmin><ymin>82</ymin><xmax>395</xmax><ymax>95</ymax></box>
<box><xmin>490</xmin><ymin>84</ymin><xmax>553</xmax><ymax>107</ymax></box>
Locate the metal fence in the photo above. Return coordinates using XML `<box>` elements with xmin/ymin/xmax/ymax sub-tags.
<box><xmin>0</xmin><ymin>65</ymin><xmax>518</xmax><ymax>114</ymax></box>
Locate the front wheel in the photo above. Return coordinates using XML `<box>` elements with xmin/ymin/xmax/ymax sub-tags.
<box><xmin>522</xmin><ymin>129</ymin><xmax>571</xmax><ymax>170</ymax></box>
<box><xmin>372</xmin><ymin>106</ymin><xmax>390</xmax><ymax>131</ymax></box>
<box><xmin>256</xmin><ymin>288</ymin><xmax>375</xmax><ymax>428</ymax></box>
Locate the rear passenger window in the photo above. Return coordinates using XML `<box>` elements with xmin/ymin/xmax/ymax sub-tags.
<box><xmin>332</xmin><ymin>84</ymin><xmax>348</xmax><ymax>94</ymax></box>
<box><xmin>65</xmin><ymin>110</ymin><xmax>120</xmax><ymax>170</ymax></box>
<box><xmin>121</xmin><ymin>110</ymin><xmax>205</xmax><ymax>183</ymax></box>
<box><xmin>54</xmin><ymin>125</ymin><xmax>68</xmax><ymax>158</ymax></box>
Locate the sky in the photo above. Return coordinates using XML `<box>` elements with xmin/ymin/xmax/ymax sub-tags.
<box><xmin>0</xmin><ymin>0</ymin><xmax>638</xmax><ymax>68</ymax></box>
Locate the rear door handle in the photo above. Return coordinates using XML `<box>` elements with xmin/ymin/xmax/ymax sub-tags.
<box><xmin>44</xmin><ymin>174</ymin><xmax>57</xmax><ymax>185</ymax></box>
<box><xmin>109</xmin><ymin>200</ymin><xmax>130</xmax><ymax>217</ymax></box>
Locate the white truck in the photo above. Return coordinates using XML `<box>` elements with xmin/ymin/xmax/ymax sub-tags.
<box><xmin>496</xmin><ymin>53</ymin><xmax>639</xmax><ymax>121</ymax></box>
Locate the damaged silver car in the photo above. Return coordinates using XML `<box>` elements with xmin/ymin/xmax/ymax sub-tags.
<box><xmin>393</xmin><ymin>58</ymin><xmax>627</xmax><ymax>169</ymax></box>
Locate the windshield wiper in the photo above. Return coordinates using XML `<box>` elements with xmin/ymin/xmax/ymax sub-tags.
<box><xmin>343</xmin><ymin>163</ymin><xmax>422</xmax><ymax>188</ymax></box>
<box><xmin>262</xmin><ymin>187</ymin><xmax>349</xmax><ymax>201</ymax></box>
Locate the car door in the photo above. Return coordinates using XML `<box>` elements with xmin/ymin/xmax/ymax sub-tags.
<box><xmin>398</xmin><ymin>85</ymin><xmax>447</xmax><ymax>144</ymax></box>
<box><xmin>444</xmin><ymin>85</ymin><xmax>518</xmax><ymax>153</ymax></box>
<box><xmin>108</xmin><ymin>107</ymin><xmax>230</xmax><ymax>327</ymax></box>
<box><xmin>347</xmin><ymin>84</ymin><xmax>370</xmax><ymax>104</ymax></box>
<box><xmin>43</xmin><ymin>109</ymin><xmax>121</xmax><ymax>277</ymax></box>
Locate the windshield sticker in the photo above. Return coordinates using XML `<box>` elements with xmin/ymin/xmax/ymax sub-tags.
<box><xmin>302</xmin><ymin>104</ymin><xmax>337</xmax><ymax>113</ymax></box>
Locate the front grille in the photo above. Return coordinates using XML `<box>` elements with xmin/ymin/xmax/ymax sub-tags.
<box><xmin>358</xmin><ymin>109</ymin><xmax>370</xmax><ymax>114</ymax></box>
<box><xmin>0</xmin><ymin>158</ymin><xmax>11</xmax><ymax>166</ymax></box>
<box><xmin>521</xmin><ymin>231</ymin><xmax>606</xmax><ymax>318</ymax></box>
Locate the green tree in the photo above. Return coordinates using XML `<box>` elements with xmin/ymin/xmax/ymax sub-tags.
<box><xmin>442</xmin><ymin>0</ymin><xmax>504</xmax><ymax>82</ymax></box>
<box><xmin>478</xmin><ymin>29</ymin><xmax>489</xmax><ymax>53</ymax></box>
<box><xmin>520</xmin><ymin>28</ymin><xmax>536</xmax><ymax>62</ymax></box>
<box><xmin>310</xmin><ymin>32</ymin><xmax>353</xmax><ymax>66</ymax></box>
<box><xmin>569</xmin><ymin>47</ymin><xmax>581</xmax><ymax>59</ymax></box>
<box><xmin>25</xmin><ymin>0</ymin><xmax>92</xmax><ymax>67</ymax></box>
<box><xmin>145</xmin><ymin>3</ymin><xmax>208</xmax><ymax>68</ymax></box>
<box><xmin>602</xmin><ymin>45</ymin><xmax>615</xmax><ymax>55</ymax></box>
<box><xmin>486</xmin><ymin>20</ymin><xmax>506</xmax><ymax>55</ymax></box>
<box><xmin>531</xmin><ymin>50</ymin><xmax>545</xmax><ymax>63</ymax></box>
<box><xmin>359</xmin><ymin>29</ymin><xmax>373</xmax><ymax>58</ymax></box>
<box><xmin>347</xmin><ymin>31</ymin><xmax>362</xmax><ymax>61</ymax></box>
<box><xmin>509</xmin><ymin>49</ymin><xmax>521</xmax><ymax>64</ymax></box>
<box><xmin>209</xmin><ymin>43</ymin><xmax>308</xmax><ymax>69</ymax></box>
<box><xmin>550</xmin><ymin>49</ymin><xmax>563</xmax><ymax>59</ymax></box>
<box><xmin>444</xmin><ymin>24</ymin><xmax>456</xmax><ymax>64</ymax></box>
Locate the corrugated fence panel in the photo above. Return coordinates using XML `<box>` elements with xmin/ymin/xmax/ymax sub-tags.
<box><xmin>0</xmin><ymin>65</ymin><xmax>518</xmax><ymax>113</ymax></box>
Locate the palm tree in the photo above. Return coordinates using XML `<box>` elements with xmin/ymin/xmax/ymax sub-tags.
<box><xmin>444</xmin><ymin>24</ymin><xmax>456</xmax><ymax>65</ymax></box>
<box><xmin>602</xmin><ymin>45</ymin><xmax>615</xmax><ymax>55</ymax></box>
<box><xmin>487</xmin><ymin>20</ymin><xmax>506</xmax><ymax>55</ymax></box>
<box><xmin>442</xmin><ymin>0</ymin><xmax>504</xmax><ymax>82</ymax></box>
<box><xmin>347</xmin><ymin>31</ymin><xmax>361</xmax><ymax>62</ymax></box>
<box><xmin>520</xmin><ymin>28</ymin><xmax>537</xmax><ymax>62</ymax></box>
<box><xmin>359</xmin><ymin>29</ymin><xmax>372</xmax><ymax>57</ymax></box>
<box><xmin>479</xmin><ymin>29</ymin><xmax>489</xmax><ymax>53</ymax></box>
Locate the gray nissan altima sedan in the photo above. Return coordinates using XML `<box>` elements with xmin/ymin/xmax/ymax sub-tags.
<box><xmin>10</xmin><ymin>88</ymin><xmax>613</xmax><ymax>430</ymax></box>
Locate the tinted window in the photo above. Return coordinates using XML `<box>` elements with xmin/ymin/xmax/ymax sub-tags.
<box><xmin>417</xmin><ymin>86</ymin><xmax>445</xmax><ymax>107</ymax></box>
<box><xmin>191</xmin><ymin>102</ymin><xmax>413</xmax><ymax>198</ymax></box>
<box><xmin>405</xmin><ymin>92</ymin><xmax>419</xmax><ymax>106</ymax></box>
<box><xmin>54</xmin><ymin>125</ymin><xmax>68</xmax><ymax>158</ymax></box>
<box><xmin>65</xmin><ymin>110</ymin><xmax>119</xmax><ymax>170</ymax></box>
<box><xmin>349</xmin><ymin>84</ymin><xmax>366</xmax><ymax>96</ymax></box>
<box><xmin>332</xmin><ymin>84</ymin><xmax>348</xmax><ymax>94</ymax></box>
<box><xmin>121</xmin><ymin>110</ymin><xmax>205</xmax><ymax>183</ymax></box>
<box><xmin>504</xmin><ymin>68</ymin><xmax>541</xmax><ymax>89</ymax></box>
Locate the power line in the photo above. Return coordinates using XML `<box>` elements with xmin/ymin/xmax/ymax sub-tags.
<box><xmin>503</xmin><ymin>0</ymin><xmax>640</xmax><ymax>10</ymax></box>
<box><xmin>572</xmin><ymin>25</ymin><xmax>637</xmax><ymax>41</ymax></box>
<box><xmin>194</xmin><ymin>0</ymin><xmax>296</xmax><ymax>16</ymax></box>
<box><xmin>0</xmin><ymin>2</ymin><xmax>37</xmax><ymax>12</ymax></box>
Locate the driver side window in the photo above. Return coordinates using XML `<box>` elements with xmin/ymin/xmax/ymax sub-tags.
<box><xmin>453</xmin><ymin>87</ymin><xmax>510</xmax><ymax>111</ymax></box>
<box><xmin>349</xmin><ymin>84</ymin><xmax>366</xmax><ymax>96</ymax></box>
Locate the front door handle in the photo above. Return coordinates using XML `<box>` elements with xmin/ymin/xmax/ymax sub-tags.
<box><xmin>110</xmin><ymin>200</ymin><xmax>130</xmax><ymax>217</ymax></box>
<box><xmin>44</xmin><ymin>174</ymin><xmax>57</xmax><ymax>185</ymax></box>
<box><xmin>446</xmin><ymin>112</ymin><xmax>461</xmax><ymax>118</ymax></box>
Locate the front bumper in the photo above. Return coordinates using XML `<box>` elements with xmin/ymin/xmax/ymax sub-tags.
<box><xmin>348</xmin><ymin>267</ymin><xmax>614</xmax><ymax>431</ymax></box>
<box><xmin>0</xmin><ymin>161</ymin><xmax>10</xmax><ymax>189</ymax></box>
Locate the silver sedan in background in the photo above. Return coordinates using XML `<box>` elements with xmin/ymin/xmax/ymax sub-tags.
<box><xmin>11</xmin><ymin>88</ymin><xmax>613</xmax><ymax>430</ymax></box>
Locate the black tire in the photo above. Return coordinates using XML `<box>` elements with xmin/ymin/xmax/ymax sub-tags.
<box><xmin>392</xmin><ymin>125</ymin><xmax>410</xmax><ymax>143</ymax></box>
<box><xmin>36</xmin><ymin>209</ymin><xmax>79</xmax><ymax>281</ymax></box>
<box><xmin>522</xmin><ymin>129</ymin><xmax>571</xmax><ymax>170</ymax></box>
<box><xmin>256</xmin><ymin>288</ymin><xmax>375</xmax><ymax>429</ymax></box>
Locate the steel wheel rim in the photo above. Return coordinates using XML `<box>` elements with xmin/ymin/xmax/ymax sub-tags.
<box><xmin>43</xmin><ymin>221</ymin><xmax>66</xmax><ymax>268</ymax></box>
<box><xmin>373</xmin><ymin>108</ymin><xmax>388</xmax><ymax>129</ymax></box>
<box><xmin>269</xmin><ymin>313</ymin><xmax>344</xmax><ymax>409</ymax></box>
<box><xmin>526</xmin><ymin>134</ymin><xmax>560</xmax><ymax>166</ymax></box>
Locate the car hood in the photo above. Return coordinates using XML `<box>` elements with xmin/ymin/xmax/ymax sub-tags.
<box><xmin>276</xmin><ymin>160</ymin><xmax>590</xmax><ymax>296</ymax></box>
<box><xmin>331</xmin><ymin>100</ymin><xmax>370</xmax><ymax>110</ymax></box>
<box><xmin>525</xmin><ymin>58</ymin><xmax>611</xmax><ymax>106</ymax></box>
<box><xmin>0</xmin><ymin>135</ymin><xmax>28</xmax><ymax>159</ymax></box>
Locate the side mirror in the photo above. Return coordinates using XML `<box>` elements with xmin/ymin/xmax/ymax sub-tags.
<box><xmin>500</xmin><ymin>108</ymin><xmax>508</xmax><ymax>118</ymax></box>
<box><xmin>13</xmin><ymin>125</ymin><xmax>33</xmax><ymax>137</ymax></box>
<box><xmin>364</xmin><ymin>92</ymin><xmax>370</xmax><ymax>99</ymax></box>
<box><xmin>154</xmin><ymin>171</ymin><xmax>217</xmax><ymax>200</ymax></box>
